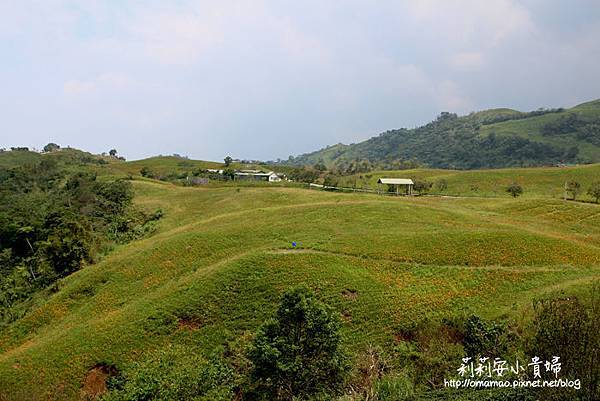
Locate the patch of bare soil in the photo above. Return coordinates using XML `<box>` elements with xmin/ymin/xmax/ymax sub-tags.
<box><xmin>80</xmin><ymin>364</ymin><xmax>117</xmax><ymax>400</ymax></box>
<box><xmin>177</xmin><ymin>317</ymin><xmax>201</xmax><ymax>331</ymax></box>
<box><xmin>341</xmin><ymin>288</ymin><xmax>358</xmax><ymax>300</ymax></box>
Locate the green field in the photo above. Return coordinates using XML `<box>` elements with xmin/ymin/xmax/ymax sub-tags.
<box><xmin>1</xmin><ymin>161</ymin><xmax>599</xmax><ymax>399</ymax></box>
<box><xmin>336</xmin><ymin>163</ymin><xmax>600</xmax><ymax>201</ymax></box>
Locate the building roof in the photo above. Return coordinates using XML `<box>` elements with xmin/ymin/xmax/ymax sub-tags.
<box><xmin>377</xmin><ymin>178</ymin><xmax>414</xmax><ymax>185</ymax></box>
<box><xmin>235</xmin><ymin>170</ymin><xmax>275</xmax><ymax>177</ymax></box>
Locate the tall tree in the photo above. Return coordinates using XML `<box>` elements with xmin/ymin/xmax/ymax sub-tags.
<box><xmin>43</xmin><ymin>143</ymin><xmax>60</xmax><ymax>152</ymax></box>
<box><xmin>587</xmin><ymin>181</ymin><xmax>600</xmax><ymax>203</ymax></box>
<box><xmin>249</xmin><ymin>286</ymin><xmax>349</xmax><ymax>400</ymax></box>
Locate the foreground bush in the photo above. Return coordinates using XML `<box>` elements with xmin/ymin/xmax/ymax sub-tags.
<box><xmin>103</xmin><ymin>345</ymin><xmax>235</xmax><ymax>401</ymax></box>
<box><xmin>248</xmin><ymin>286</ymin><xmax>349</xmax><ymax>400</ymax></box>
<box><xmin>527</xmin><ymin>286</ymin><xmax>599</xmax><ymax>401</ymax></box>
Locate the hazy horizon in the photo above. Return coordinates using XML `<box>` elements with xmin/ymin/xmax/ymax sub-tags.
<box><xmin>2</xmin><ymin>1</ymin><xmax>600</xmax><ymax>162</ymax></box>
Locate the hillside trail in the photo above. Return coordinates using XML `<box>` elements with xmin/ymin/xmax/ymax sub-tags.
<box><xmin>266</xmin><ymin>248</ymin><xmax>583</xmax><ymax>273</ymax></box>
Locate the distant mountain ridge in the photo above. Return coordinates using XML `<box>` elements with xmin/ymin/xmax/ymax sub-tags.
<box><xmin>287</xmin><ymin>99</ymin><xmax>600</xmax><ymax>169</ymax></box>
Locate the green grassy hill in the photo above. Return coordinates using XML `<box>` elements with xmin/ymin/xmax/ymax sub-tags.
<box><xmin>1</xmin><ymin>173</ymin><xmax>599</xmax><ymax>399</ymax></box>
<box><xmin>111</xmin><ymin>155</ymin><xmax>293</xmax><ymax>179</ymax></box>
<box><xmin>111</xmin><ymin>156</ymin><xmax>224</xmax><ymax>177</ymax></box>
<box><xmin>0</xmin><ymin>148</ymin><xmax>107</xmax><ymax>170</ymax></box>
<box><xmin>336</xmin><ymin>163</ymin><xmax>600</xmax><ymax>201</ymax></box>
<box><xmin>289</xmin><ymin>99</ymin><xmax>600</xmax><ymax>169</ymax></box>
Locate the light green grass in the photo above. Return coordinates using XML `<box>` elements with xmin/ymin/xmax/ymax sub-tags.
<box><xmin>111</xmin><ymin>156</ymin><xmax>280</xmax><ymax>178</ymax></box>
<box><xmin>337</xmin><ymin>163</ymin><xmax>600</xmax><ymax>200</ymax></box>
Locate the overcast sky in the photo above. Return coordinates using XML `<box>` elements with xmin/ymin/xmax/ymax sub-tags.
<box><xmin>2</xmin><ymin>1</ymin><xmax>600</xmax><ymax>161</ymax></box>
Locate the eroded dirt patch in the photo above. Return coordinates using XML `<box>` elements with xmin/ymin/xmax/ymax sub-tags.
<box><xmin>80</xmin><ymin>363</ymin><xmax>118</xmax><ymax>400</ymax></box>
<box><xmin>177</xmin><ymin>317</ymin><xmax>202</xmax><ymax>331</ymax></box>
<box><xmin>341</xmin><ymin>288</ymin><xmax>358</xmax><ymax>300</ymax></box>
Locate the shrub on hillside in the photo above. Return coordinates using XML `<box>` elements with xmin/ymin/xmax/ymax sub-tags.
<box><xmin>463</xmin><ymin>315</ymin><xmax>508</xmax><ymax>358</ymax></box>
<box><xmin>436</xmin><ymin>179</ymin><xmax>448</xmax><ymax>192</ymax></box>
<box><xmin>526</xmin><ymin>287</ymin><xmax>599</xmax><ymax>401</ymax></box>
<box><xmin>506</xmin><ymin>183</ymin><xmax>523</xmax><ymax>197</ymax></box>
<box><xmin>248</xmin><ymin>286</ymin><xmax>349</xmax><ymax>400</ymax></box>
<box><xmin>587</xmin><ymin>181</ymin><xmax>600</xmax><ymax>203</ymax></box>
<box><xmin>565</xmin><ymin>181</ymin><xmax>582</xmax><ymax>200</ymax></box>
<box><xmin>103</xmin><ymin>345</ymin><xmax>235</xmax><ymax>401</ymax></box>
<box><xmin>413</xmin><ymin>180</ymin><xmax>433</xmax><ymax>195</ymax></box>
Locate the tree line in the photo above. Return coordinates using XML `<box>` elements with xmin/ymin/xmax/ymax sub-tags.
<box><xmin>0</xmin><ymin>157</ymin><xmax>161</xmax><ymax>323</ymax></box>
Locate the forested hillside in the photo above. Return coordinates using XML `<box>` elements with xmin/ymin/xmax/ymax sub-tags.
<box><xmin>287</xmin><ymin>99</ymin><xmax>600</xmax><ymax>169</ymax></box>
<box><xmin>0</xmin><ymin>149</ymin><xmax>161</xmax><ymax>323</ymax></box>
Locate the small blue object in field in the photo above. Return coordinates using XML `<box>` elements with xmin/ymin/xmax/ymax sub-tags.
<box><xmin>292</xmin><ymin>242</ymin><xmax>297</xmax><ymax>248</ymax></box>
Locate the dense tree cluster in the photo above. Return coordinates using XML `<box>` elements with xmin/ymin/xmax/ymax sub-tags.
<box><xmin>0</xmin><ymin>160</ymin><xmax>160</xmax><ymax>322</ymax></box>
<box><xmin>541</xmin><ymin>113</ymin><xmax>600</xmax><ymax>146</ymax></box>
<box><xmin>287</xmin><ymin>108</ymin><xmax>597</xmax><ymax>169</ymax></box>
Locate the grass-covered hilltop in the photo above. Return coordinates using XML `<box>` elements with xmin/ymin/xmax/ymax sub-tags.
<box><xmin>0</xmin><ymin>147</ymin><xmax>599</xmax><ymax>401</ymax></box>
<box><xmin>286</xmin><ymin>99</ymin><xmax>600</xmax><ymax>169</ymax></box>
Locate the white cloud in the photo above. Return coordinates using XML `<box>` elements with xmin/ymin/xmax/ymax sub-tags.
<box><xmin>436</xmin><ymin>80</ymin><xmax>474</xmax><ymax>112</ymax></box>
<box><xmin>128</xmin><ymin>10</ymin><xmax>224</xmax><ymax>66</ymax></box>
<box><xmin>449</xmin><ymin>51</ymin><xmax>485</xmax><ymax>70</ymax></box>
<box><xmin>406</xmin><ymin>0</ymin><xmax>534</xmax><ymax>47</ymax></box>
<box><xmin>63</xmin><ymin>73</ymin><xmax>134</xmax><ymax>97</ymax></box>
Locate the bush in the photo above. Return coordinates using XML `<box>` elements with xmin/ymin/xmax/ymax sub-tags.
<box><xmin>103</xmin><ymin>345</ymin><xmax>236</xmax><ymax>401</ymax></box>
<box><xmin>463</xmin><ymin>315</ymin><xmax>508</xmax><ymax>358</ymax></box>
<box><xmin>413</xmin><ymin>180</ymin><xmax>433</xmax><ymax>195</ymax></box>
<box><xmin>506</xmin><ymin>183</ymin><xmax>523</xmax><ymax>198</ymax></box>
<box><xmin>436</xmin><ymin>179</ymin><xmax>448</xmax><ymax>192</ymax></box>
<box><xmin>587</xmin><ymin>181</ymin><xmax>600</xmax><ymax>203</ymax></box>
<box><xmin>527</xmin><ymin>287</ymin><xmax>599</xmax><ymax>401</ymax></box>
<box><xmin>139</xmin><ymin>166</ymin><xmax>153</xmax><ymax>178</ymax></box>
<box><xmin>374</xmin><ymin>373</ymin><xmax>415</xmax><ymax>401</ymax></box>
<box><xmin>565</xmin><ymin>181</ymin><xmax>581</xmax><ymax>200</ymax></box>
<box><xmin>248</xmin><ymin>286</ymin><xmax>349</xmax><ymax>400</ymax></box>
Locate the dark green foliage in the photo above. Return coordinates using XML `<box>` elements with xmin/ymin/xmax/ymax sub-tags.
<box><xmin>287</xmin><ymin>166</ymin><xmax>320</xmax><ymax>183</ymax></box>
<box><xmin>40</xmin><ymin>210</ymin><xmax>93</xmax><ymax>277</ymax></box>
<box><xmin>0</xmin><ymin>160</ymin><xmax>161</xmax><ymax>323</ymax></box>
<box><xmin>43</xmin><ymin>143</ymin><xmax>60</xmax><ymax>152</ymax></box>
<box><xmin>222</xmin><ymin>168</ymin><xmax>235</xmax><ymax>180</ymax></box>
<box><xmin>576</xmin><ymin>124</ymin><xmax>600</xmax><ymax>146</ymax></box>
<box><xmin>248</xmin><ymin>286</ymin><xmax>349</xmax><ymax>400</ymax></box>
<box><xmin>587</xmin><ymin>181</ymin><xmax>600</xmax><ymax>203</ymax></box>
<box><xmin>436</xmin><ymin>179</ymin><xmax>448</xmax><ymax>192</ymax></box>
<box><xmin>103</xmin><ymin>345</ymin><xmax>235</xmax><ymax>401</ymax></box>
<box><xmin>463</xmin><ymin>315</ymin><xmax>508</xmax><ymax>357</ymax></box>
<box><xmin>416</xmin><ymin>388</ymin><xmax>536</xmax><ymax>401</ymax></box>
<box><xmin>224</xmin><ymin>156</ymin><xmax>233</xmax><ymax>167</ymax></box>
<box><xmin>286</xmin><ymin>104</ymin><xmax>600</xmax><ymax>169</ymax></box>
<box><xmin>313</xmin><ymin>161</ymin><xmax>326</xmax><ymax>172</ymax></box>
<box><xmin>506</xmin><ymin>183</ymin><xmax>523</xmax><ymax>197</ymax></box>
<box><xmin>413</xmin><ymin>180</ymin><xmax>433</xmax><ymax>195</ymax></box>
<box><xmin>528</xmin><ymin>287</ymin><xmax>599</xmax><ymax>401</ymax></box>
<box><xmin>541</xmin><ymin>113</ymin><xmax>600</xmax><ymax>145</ymax></box>
<box><xmin>565</xmin><ymin>181</ymin><xmax>581</xmax><ymax>200</ymax></box>
<box><xmin>323</xmin><ymin>174</ymin><xmax>339</xmax><ymax>187</ymax></box>
<box><xmin>139</xmin><ymin>166</ymin><xmax>153</xmax><ymax>178</ymax></box>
